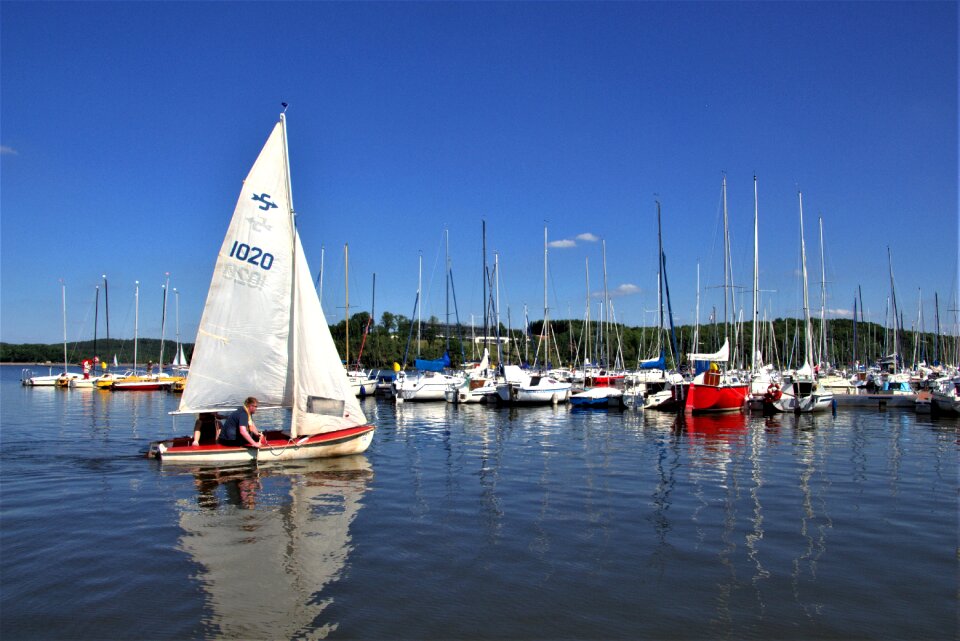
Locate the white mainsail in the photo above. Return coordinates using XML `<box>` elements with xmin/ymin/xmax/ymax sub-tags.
<box><xmin>179</xmin><ymin>116</ymin><xmax>366</xmax><ymax>437</ymax></box>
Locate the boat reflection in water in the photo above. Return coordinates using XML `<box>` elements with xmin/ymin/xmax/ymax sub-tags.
<box><xmin>166</xmin><ymin>456</ymin><xmax>372</xmax><ymax>640</ymax></box>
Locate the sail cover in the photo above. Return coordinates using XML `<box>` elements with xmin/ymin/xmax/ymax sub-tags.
<box><xmin>415</xmin><ymin>351</ymin><xmax>451</xmax><ymax>372</ymax></box>
<box><xmin>179</xmin><ymin>118</ymin><xmax>366</xmax><ymax>435</ymax></box>
<box><xmin>639</xmin><ymin>351</ymin><xmax>666</xmax><ymax>370</ymax></box>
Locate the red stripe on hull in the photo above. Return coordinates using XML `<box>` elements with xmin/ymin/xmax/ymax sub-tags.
<box><xmin>153</xmin><ymin>426</ymin><xmax>375</xmax><ymax>463</ymax></box>
<box><xmin>685</xmin><ymin>382</ymin><xmax>748</xmax><ymax>414</ymax></box>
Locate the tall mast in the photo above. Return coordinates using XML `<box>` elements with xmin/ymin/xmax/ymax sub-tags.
<box><xmin>60</xmin><ymin>280</ymin><xmax>67</xmax><ymax>373</ymax></box>
<box><xmin>657</xmin><ymin>200</ymin><xmax>665</xmax><ymax>355</ymax></box>
<box><xmin>494</xmin><ymin>251</ymin><xmax>502</xmax><ymax>364</ymax></box>
<box><xmin>694</xmin><ymin>261</ymin><xmax>701</xmax><ymax>353</ymax></box>
<box><xmin>93</xmin><ymin>284</ymin><xmax>100</xmax><ymax>360</ymax></box>
<box><xmin>173</xmin><ymin>287</ymin><xmax>181</xmax><ymax>365</ymax></box>
<box><xmin>818</xmin><ymin>216</ymin><xmax>827</xmax><ymax>367</ymax></box>
<box><xmin>585</xmin><ymin>257</ymin><xmax>591</xmax><ymax>366</ymax></box>
<box><xmin>159</xmin><ymin>273</ymin><xmax>169</xmax><ymax>372</ymax></box>
<box><xmin>722</xmin><ymin>174</ymin><xmax>731</xmax><ymax>341</ymax></box>
<box><xmin>751</xmin><ymin>176</ymin><xmax>759</xmax><ymax>374</ymax></box>
<box><xmin>798</xmin><ymin>192</ymin><xmax>814</xmax><ymax>368</ymax></box>
<box><xmin>482</xmin><ymin>220</ymin><xmax>489</xmax><ymax>360</ymax></box>
<box><xmin>445</xmin><ymin>228</ymin><xmax>451</xmax><ymax>354</ymax></box>
<box><xmin>279</xmin><ymin>110</ymin><xmax>299</xmax><ymax>437</ymax></box>
<box><xmin>934</xmin><ymin>292</ymin><xmax>941</xmax><ymax>365</ymax></box>
<box><xmin>417</xmin><ymin>251</ymin><xmax>422</xmax><ymax>357</ymax></box>
<box><xmin>543</xmin><ymin>225</ymin><xmax>549</xmax><ymax>369</ymax></box>
<box><xmin>102</xmin><ymin>274</ymin><xmax>110</xmax><ymax>344</ymax></box>
<box><xmin>601</xmin><ymin>238</ymin><xmax>609</xmax><ymax>367</ymax></box>
<box><xmin>133</xmin><ymin>280</ymin><xmax>139</xmax><ymax>372</ymax></box>
<box><xmin>887</xmin><ymin>246</ymin><xmax>900</xmax><ymax>369</ymax></box>
<box><xmin>317</xmin><ymin>245</ymin><xmax>325</xmax><ymax>304</ymax></box>
<box><xmin>344</xmin><ymin>243</ymin><xmax>350</xmax><ymax>366</ymax></box>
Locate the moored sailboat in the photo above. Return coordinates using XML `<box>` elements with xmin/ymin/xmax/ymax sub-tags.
<box><xmin>772</xmin><ymin>192</ymin><xmax>834</xmax><ymax>413</ymax></box>
<box><xmin>150</xmin><ymin>112</ymin><xmax>374</xmax><ymax>463</ymax></box>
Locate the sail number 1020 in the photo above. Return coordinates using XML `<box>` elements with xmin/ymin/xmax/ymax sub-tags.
<box><xmin>228</xmin><ymin>241</ymin><xmax>274</xmax><ymax>270</ymax></box>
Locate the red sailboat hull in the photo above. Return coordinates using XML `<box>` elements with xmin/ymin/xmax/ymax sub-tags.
<box><xmin>685</xmin><ymin>379</ymin><xmax>749</xmax><ymax>414</ymax></box>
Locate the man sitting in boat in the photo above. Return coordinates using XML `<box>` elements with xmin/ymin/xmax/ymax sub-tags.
<box><xmin>192</xmin><ymin>412</ymin><xmax>223</xmax><ymax>447</ymax></box>
<box><xmin>217</xmin><ymin>398</ymin><xmax>265</xmax><ymax>448</ymax></box>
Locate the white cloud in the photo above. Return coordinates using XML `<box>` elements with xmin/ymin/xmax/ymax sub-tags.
<box><xmin>548</xmin><ymin>239</ymin><xmax>576</xmax><ymax>248</ymax></box>
<box><xmin>610</xmin><ymin>283</ymin><xmax>641</xmax><ymax>297</ymax></box>
<box><xmin>576</xmin><ymin>232</ymin><xmax>599</xmax><ymax>242</ymax></box>
<box><xmin>1</xmin><ymin>145</ymin><xmax>18</xmax><ymax>155</ymax></box>
<box><xmin>827</xmin><ymin>307</ymin><xmax>853</xmax><ymax>317</ymax></box>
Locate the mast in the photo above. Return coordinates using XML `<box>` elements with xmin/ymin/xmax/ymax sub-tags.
<box><xmin>134</xmin><ymin>280</ymin><xmax>139</xmax><ymax>372</ymax></box>
<box><xmin>656</xmin><ymin>200</ymin><xmax>665</xmax><ymax>361</ymax></box>
<box><xmin>543</xmin><ymin>225</ymin><xmax>549</xmax><ymax>370</ymax></box>
<box><xmin>601</xmin><ymin>238</ymin><xmax>609</xmax><ymax>367</ymax></box>
<box><xmin>93</xmin><ymin>284</ymin><xmax>100</xmax><ymax>361</ymax></box>
<box><xmin>852</xmin><ymin>295</ymin><xmax>858</xmax><ymax>368</ymax></box>
<box><xmin>60</xmin><ymin>280</ymin><xmax>67</xmax><ymax>373</ymax></box>
<box><xmin>934</xmin><ymin>292</ymin><xmax>941</xmax><ymax>365</ymax></box>
<box><xmin>344</xmin><ymin>244</ymin><xmax>350</xmax><ymax>367</ymax></box>
<box><xmin>482</xmin><ymin>220</ymin><xmax>489</xmax><ymax>361</ymax></box>
<box><xmin>818</xmin><ymin>216</ymin><xmax>827</xmax><ymax>367</ymax></box>
<box><xmin>159</xmin><ymin>273</ymin><xmax>169</xmax><ymax>373</ymax></box>
<box><xmin>417</xmin><ymin>251</ymin><xmax>422</xmax><ymax>357</ymax></box>
<box><xmin>103</xmin><ymin>274</ymin><xmax>110</xmax><ymax>344</ymax></box>
<box><xmin>173</xmin><ymin>287</ymin><xmax>181</xmax><ymax>367</ymax></box>
<box><xmin>316</xmin><ymin>245</ymin><xmax>325</xmax><ymax>304</ymax></box>
<box><xmin>279</xmin><ymin>111</ymin><xmax>299</xmax><ymax>437</ymax></box>
<box><xmin>887</xmin><ymin>246</ymin><xmax>900</xmax><ymax>370</ymax></box>
<box><xmin>722</xmin><ymin>174</ymin><xmax>731</xmax><ymax>345</ymax></box>
<box><xmin>445</xmin><ymin>228</ymin><xmax>451</xmax><ymax>355</ymax></box>
<box><xmin>798</xmin><ymin>192</ymin><xmax>814</xmax><ymax>369</ymax></box>
<box><xmin>694</xmin><ymin>261</ymin><xmax>701</xmax><ymax>353</ymax></box>
<box><xmin>585</xmin><ymin>257</ymin><xmax>591</xmax><ymax>366</ymax></box>
<box><xmin>751</xmin><ymin>176</ymin><xmax>759</xmax><ymax>374</ymax></box>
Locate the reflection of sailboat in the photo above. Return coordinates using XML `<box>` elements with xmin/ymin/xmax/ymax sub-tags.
<box><xmin>172</xmin><ymin>456</ymin><xmax>372</xmax><ymax>639</ymax></box>
<box><xmin>151</xmin><ymin>113</ymin><xmax>374</xmax><ymax>463</ymax></box>
<box><xmin>678</xmin><ymin>411</ymin><xmax>748</xmax><ymax>438</ymax></box>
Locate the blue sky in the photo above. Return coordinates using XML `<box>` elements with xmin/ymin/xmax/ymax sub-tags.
<box><xmin>2</xmin><ymin>1</ymin><xmax>957</xmax><ymax>347</ymax></box>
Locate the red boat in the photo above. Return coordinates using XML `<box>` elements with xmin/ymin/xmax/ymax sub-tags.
<box><xmin>685</xmin><ymin>339</ymin><xmax>748</xmax><ymax>414</ymax></box>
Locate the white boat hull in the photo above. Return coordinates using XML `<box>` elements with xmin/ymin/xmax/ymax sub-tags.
<box><xmin>496</xmin><ymin>383</ymin><xmax>571</xmax><ymax>405</ymax></box>
<box><xmin>152</xmin><ymin>427</ymin><xmax>375</xmax><ymax>464</ymax></box>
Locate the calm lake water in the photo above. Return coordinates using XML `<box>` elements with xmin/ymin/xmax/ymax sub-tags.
<box><xmin>1</xmin><ymin>365</ymin><xmax>957</xmax><ymax>640</ymax></box>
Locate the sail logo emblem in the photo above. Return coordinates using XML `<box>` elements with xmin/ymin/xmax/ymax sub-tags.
<box><xmin>251</xmin><ymin>193</ymin><xmax>278</xmax><ymax>211</ymax></box>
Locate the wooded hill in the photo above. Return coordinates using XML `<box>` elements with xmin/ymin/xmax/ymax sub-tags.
<box><xmin>3</xmin><ymin>314</ymin><xmax>955</xmax><ymax>370</ymax></box>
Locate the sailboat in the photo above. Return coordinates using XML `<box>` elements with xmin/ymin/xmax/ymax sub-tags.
<box><xmin>495</xmin><ymin>226</ymin><xmax>572</xmax><ymax>405</ymax></box>
<box><xmin>342</xmin><ymin>244</ymin><xmax>377</xmax><ymax>397</ymax></box>
<box><xmin>170</xmin><ymin>287</ymin><xmax>190</xmax><ymax>375</ymax></box>
<box><xmin>23</xmin><ymin>281</ymin><xmax>82</xmax><ymax>387</ymax></box>
<box><xmin>150</xmin><ymin>113</ymin><xmax>375</xmax><ymax>463</ymax></box>
<box><xmin>624</xmin><ymin>200</ymin><xmax>686</xmax><ymax>411</ymax></box>
<box><xmin>111</xmin><ymin>280</ymin><xmax>176</xmax><ymax>391</ymax></box>
<box><xmin>684</xmin><ymin>176</ymin><xmax>750</xmax><ymax>414</ymax></box>
<box><xmin>772</xmin><ymin>192</ymin><xmax>834</xmax><ymax>413</ymax></box>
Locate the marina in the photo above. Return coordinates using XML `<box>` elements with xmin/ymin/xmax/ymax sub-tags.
<box><xmin>1</xmin><ymin>365</ymin><xmax>956</xmax><ymax>640</ymax></box>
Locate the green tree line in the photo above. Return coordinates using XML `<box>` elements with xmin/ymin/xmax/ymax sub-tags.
<box><xmin>4</xmin><ymin>314</ymin><xmax>956</xmax><ymax>370</ymax></box>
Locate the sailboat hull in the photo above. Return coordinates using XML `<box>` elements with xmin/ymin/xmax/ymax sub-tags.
<box><xmin>773</xmin><ymin>392</ymin><xmax>834</xmax><ymax>413</ymax></box>
<box><xmin>152</xmin><ymin>426</ymin><xmax>375</xmax><ymax>464</ymax></box>
<box><xmin>685</xmin><ymin>382</ymin><xmax>748</xmax><ymax>414</ymax></box>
